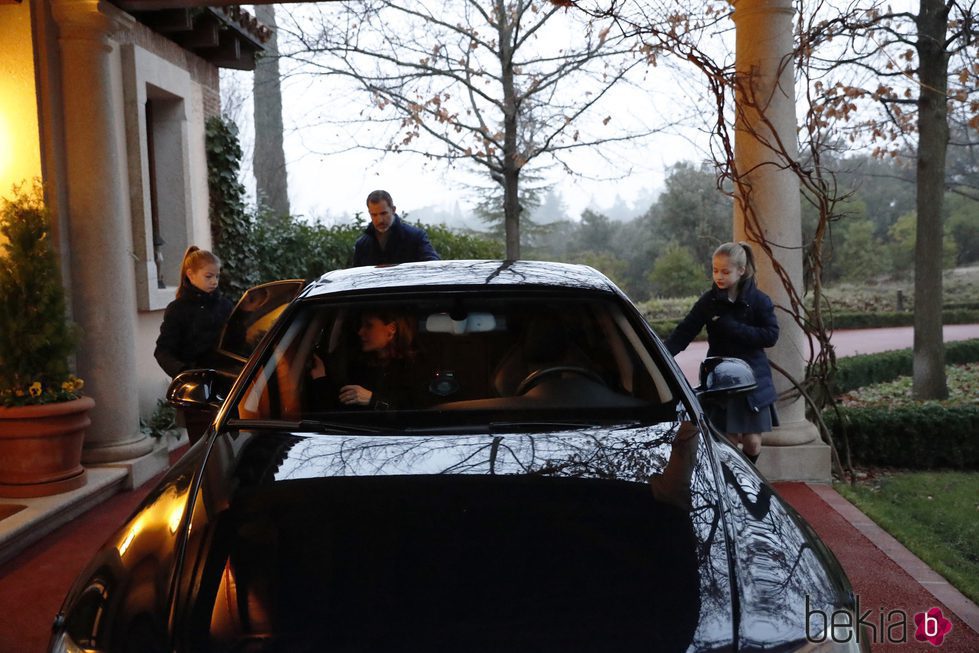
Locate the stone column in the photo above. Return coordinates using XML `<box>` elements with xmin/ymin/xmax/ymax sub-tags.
<box><xmin>51</xmin><ymin>0</ymin><xmax>155</xmax><ymax>466</ymax></box>
<box><xmin>732</xmin><ymin>0</ymin><xmax>829</xmax><ymax>481</ymax></box>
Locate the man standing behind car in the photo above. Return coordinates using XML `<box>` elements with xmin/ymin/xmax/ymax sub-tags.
<box><xmin>353</xmin><ymin>190</ymin><xmax>440</xmax><ymax>266</ymax></box>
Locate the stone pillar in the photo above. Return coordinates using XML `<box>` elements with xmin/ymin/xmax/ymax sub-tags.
<box><xmin>732</xmin><ymin>0</ymin><xmax>829</xmax><ymax>481</ymax></box>
<box><xmin>51</xmin><ymin>0</ymin><xmax>156</xmax><ymax>467</ymax></box>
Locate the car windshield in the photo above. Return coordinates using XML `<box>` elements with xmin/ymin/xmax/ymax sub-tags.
<box><xmin>227</xmin><ymin>290</ymin><xmax>682</xmax><ymax>430</ymax></box>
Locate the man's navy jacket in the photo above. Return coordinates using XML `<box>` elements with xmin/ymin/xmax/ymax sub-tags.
<box><xmin>352</xmin><ymin>216</ymin><xmax>440</xmax><ymax>266</ymax></box>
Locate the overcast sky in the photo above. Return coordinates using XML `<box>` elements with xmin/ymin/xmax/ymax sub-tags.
<box><xmin>225</xmin><ymin>3</ymin><xmax>724</xmax><ymax>226</ymax></box>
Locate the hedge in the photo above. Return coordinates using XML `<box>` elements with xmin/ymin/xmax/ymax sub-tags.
<box><xmin>832</xmin><ymin>338</ymin><xmax>979</xmax><ymax>394</ymax></box>
<box><xmin>823</xmin><ymin>404</ymin><xmax>979</xmax><ymax>469</ymax></box>
<box><xmin>827</xmin><ymin>308</ymin><xmax>979</xmax><ymax>330</ymax></box>
<box><xmin>945</xmin><ymin>301</ymin><xmax>979</xmax><ymax>311</ymax></box>
<box><xmin>823</xmin><ymin>339</ymin><xmax>979</xmax><ymax>469</ymax></box>
<box><xmin>649</xmin><ymin>311</ymin><xmax>979</xmax><ymax>341</ymax></box>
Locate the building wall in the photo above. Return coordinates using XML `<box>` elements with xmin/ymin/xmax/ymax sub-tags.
<box><xmin>0</xmin><ymin>1</ymin><xmax>43</xmax><ymax>201</ymax></box>
<box><xmin>111</xmin><ymin>17</ymin><xmax>222</xmax><ymax>418</ymax></box>
<box><xmin>136</xmin><ymin>311</ymin><xmax>171</xmax><ymax>421</ymax></box>
<box><xmin>30</xmin><ymin>0</ymin><xmax>222</xmax><ymax>423</ymax></box>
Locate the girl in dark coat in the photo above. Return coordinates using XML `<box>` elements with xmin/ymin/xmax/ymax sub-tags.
<box><xmin>664</xmin><ymin>242</ymin><xmax>779</xmax><ymax>464</ymax></box>
<box><xmin>154</xmin><ymin>246</ymin><xmax>234</xmax><ymax>378</ymax></box>
<box><xmin>154</xmin><ymin>247</ymin><xmax>234</xmax><ymax>444</ymax></box>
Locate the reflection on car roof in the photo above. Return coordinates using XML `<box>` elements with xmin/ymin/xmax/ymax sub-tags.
<box><xmin>304</xmin><ymin>260</ymin><xmax>617</xmax><ymax>298</ymax></box>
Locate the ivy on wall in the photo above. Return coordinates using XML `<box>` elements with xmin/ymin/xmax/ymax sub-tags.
<box><xmin>205</xmin><ymin>115</ymin><xmax>259</xmax><ymax>298</ymax></box>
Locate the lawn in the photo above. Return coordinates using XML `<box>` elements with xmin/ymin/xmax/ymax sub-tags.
<box><xmin>835</xmin><ymin>472</ymin><xmax>979</xmax><ymax>605</ymax></box>
<box><xmin>833</xmin><ymin>362</ymin><xmax>979</xmax><ymax>604</ymax></box>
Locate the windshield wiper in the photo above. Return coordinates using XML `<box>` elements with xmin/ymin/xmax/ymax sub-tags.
<box><xmin>225</xmin><ymin>418</ymin><xmax>386</xmax><ymax>435</ymax></box>
<box><xmin>488</xmin><ymin>420</ymin><xmax>603</xmax><ymax>433</ymax></box>
<box><xmin>488</xmin><ymin>420</ymin><xmax>641</xmax><ymax>433</ymax></box>
<box><xmin>298</xmin><ymin>419</ymin><xmax>389</xmax><ymax>434</ymax></box>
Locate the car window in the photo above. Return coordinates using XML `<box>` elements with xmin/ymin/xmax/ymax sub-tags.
<box><xmin>219</xmin><ymin>280</ymin><xmax>306</xmax><ymax>361</ymax></box>
<box><xmin>230</xmin><ymin>292</ymin><xmax>679</xmax><ymax>428</ymax></box>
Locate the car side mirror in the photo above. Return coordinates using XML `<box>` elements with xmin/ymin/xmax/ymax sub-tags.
<box><xmin>167</xmin><ymin>369</ymin><xmax>236</xmax><ymax>410</ymax></box>
<box><xmin>697</xmin><ymin>357</ymin><xmax>757</xmax><ymax>399</ymax></box>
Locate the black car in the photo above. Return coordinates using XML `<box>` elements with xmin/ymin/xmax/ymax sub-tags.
<box><xmin>50</xmin><ymin>260</ymin><xmax>865</xmax><ymax>653</ymax></box>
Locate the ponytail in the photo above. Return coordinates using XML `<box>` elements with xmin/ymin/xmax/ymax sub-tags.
<box><xmin>713</xmin><ymin>241</ymin><xmax>756</xmax><ymax>280</ymax></box>
<box><xmin>738</xmin><ymin>241</ymin><xmax>757</xmax><ymax>279</ymax></box>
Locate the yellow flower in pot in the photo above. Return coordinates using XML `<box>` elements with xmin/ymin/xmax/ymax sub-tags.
<box><xmin>0</xmin><ymin>181</ymin><xmax>93</xmax><ymax>497</ymax></box>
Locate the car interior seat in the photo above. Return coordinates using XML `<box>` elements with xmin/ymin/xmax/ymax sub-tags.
<box><xmin>492</xmin><ymin>315</ymin><xmax>595</xmax><ymax>396</ymax></box>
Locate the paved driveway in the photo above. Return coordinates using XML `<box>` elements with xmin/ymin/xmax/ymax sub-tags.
<box><xmin>673</xmin><ymin>323</ymin><xmax>979</xmax><ymax>383</ymax></box>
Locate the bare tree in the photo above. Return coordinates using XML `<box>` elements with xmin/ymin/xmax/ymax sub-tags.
<box><xmin>254</xmin><ymin>4</ymin><xmax>291</xmax><ymax>219</ymax></box>
<box><xmin>279</xmin><ymin>0</ymin><xmax>661</xmax><ymax>259</ymax></box>
<box><xmin>576</xmin><ymin>0</ymin><xmax>979</xmax><ymax>401</ymax></box>
<box><xmin>802</xmin><ymin>0</ymin><xmax>979</xmax><ymax>399</ymax></box>
<box><xmin>913</xmin><ymin>1</ymin><xmax>953</xmax><ymax>399</ymax></box>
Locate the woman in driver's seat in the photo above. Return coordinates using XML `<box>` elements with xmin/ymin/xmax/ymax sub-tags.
<box><xmin>311</xmin><ymin>311</ymin><xmax>420</xmax><ymax>410</ymax></box>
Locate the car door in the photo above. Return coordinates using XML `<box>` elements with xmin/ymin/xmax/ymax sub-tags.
<box><xmin>214</xmin><ymin>279</ymin><xmax>307</xmax><ymax>373</ymax></box>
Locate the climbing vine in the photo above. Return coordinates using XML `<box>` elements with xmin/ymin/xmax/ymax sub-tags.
<box><xmin>205</xmin><ymin>115</ymin><xmax>259</xmax><ymax>298</ymax></box>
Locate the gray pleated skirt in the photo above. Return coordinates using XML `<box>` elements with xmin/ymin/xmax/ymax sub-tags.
<box><xmin>706</xmin><ymin>395</ymin><xmax>779</xmax><ymax>434</ymax></box>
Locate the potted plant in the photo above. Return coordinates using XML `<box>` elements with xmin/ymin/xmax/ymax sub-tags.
<box><xmin>0</xmin><ymin>182</ymin><xmax>93</xmax><ymax>497</ymax></box>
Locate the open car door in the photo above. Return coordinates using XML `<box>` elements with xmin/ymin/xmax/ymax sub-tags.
<box><xmin>215</xmin><ymin>279</ymin><xmax>307</xmax><ymax>370</ymax></box>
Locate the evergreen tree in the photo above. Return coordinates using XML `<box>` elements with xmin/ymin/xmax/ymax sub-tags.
<box><xmin>0</xmin><ymin>183</ymin><xmax>82</xmax><ymax>405</ymax></box>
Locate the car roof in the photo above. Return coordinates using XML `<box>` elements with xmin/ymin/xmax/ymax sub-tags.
<box><xmin>302</xmin><ymin>259</ymin><xmax>618</xmax><ymax>298</ymax></box>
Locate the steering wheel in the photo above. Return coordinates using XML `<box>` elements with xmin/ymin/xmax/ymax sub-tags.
<box><xmin>515</xmin><ymin>366</ymin><xmax>607</xmax><ymax>395</ymax></box>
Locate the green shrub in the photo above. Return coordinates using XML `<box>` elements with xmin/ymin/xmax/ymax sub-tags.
<box><xmin>206</xmin><ymin>116</ymin><xmax>259</xmax><ymax>298</ymax></box>
<box><xmin>826</xmin><ymin>308</ymin><xmax>979</xmax><ymax>329</ymax></box>
<box><xmin>647</xmin><ymin>244</ymin><xmax>705</xmax><ymax>298</ymax></box>
<box><xmin>837</xmin><ymin>218</ymin><xmax>891</xmax><ymax>282</ymax></box>
<box><xmin>206</xmin><ymin>115</ymin><xmax>501</xmax><ymax>300</ymax></box>
<box><xmin>648</xmin><ymin>319</ymin><xmax>679</xmax><ymax>340</ymax></box>
<box><xmin>833</xmin><ymin>339</ymin><xmax>979</xmax><ymax>394</ymax></box>
<box><xmin>637</xmin><ymin>296</ymin><xmax>698</xmax><ymax>323</ymax></box>
<box><xmin>246</xmin><ymin>217</ymin><xmax>503</xmax><ymax>291</ymax></box>
<box><xmin>0</xmin><ymin>182</ymin><xmax>83</xmax><ymax>406</ymax></box>
<box><xmin>423</xmin><ymin>223</ymin><xmax>505</xmax><ymax>260</ymax></box>
<box><xmin>944</xmin><ymin>301</ymin><xmax>979</xmax><ymax>311</ymax></box>
<box><xmin>641</xmin><ymin>297</ymin><xmax>979</xmax><ymax>340</ymax></box>
<box><xmin>826</xmin><ymin>354</ymin><xmax>979</xmax><ymax>470</ymax></box>
<box><xmin>824</xmin><ymin>404</ymin><xmax>979</xmax><ymax>469</ymax></box>
<box><xmin>140</xmin><ymin>398</ymin><xmax>177</xmax><ymax>440</ymax></box>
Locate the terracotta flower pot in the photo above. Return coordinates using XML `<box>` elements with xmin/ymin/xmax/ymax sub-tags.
<box><xmin>0</xmin><ymin>396</ymin><xmax>94</xmax><ymax>498</ymax></box>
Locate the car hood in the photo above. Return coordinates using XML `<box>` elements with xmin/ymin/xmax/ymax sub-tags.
<box><xmin>175</xmin><ymin>423</ymin><xmax>840</xmax><ymax>651</ymax></box>
<box><xmin>53</xmin><ymin>422</ymin><xmax>847</xmax><ymax>652</ymax></box>
<box><xmin>171</xmin><ymin>422</ymin><xmax>723</xmax><ymax>652</ymax></box>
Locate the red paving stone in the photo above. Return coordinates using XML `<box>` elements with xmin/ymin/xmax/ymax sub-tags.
<box><xmin>775</xmin><ymin>482</ymin><xmax>979</xmax><ymax>652</ymax></box>
<box><xmin>0</xmin><ymin>474</ymin><xmax>161</xmax><ymax>653</ymax></box>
